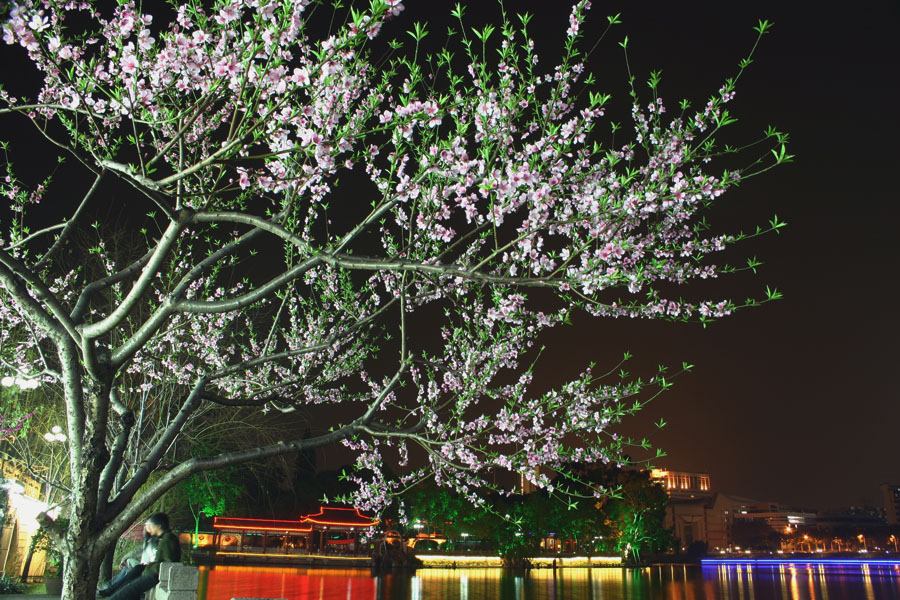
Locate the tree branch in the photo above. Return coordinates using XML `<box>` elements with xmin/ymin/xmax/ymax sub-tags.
<box><xmin>79</xmin><ymin>209</ymin><xmax>193</xmax><ymax>340</ymax></box>
<box><xmin>0</xmin><ymin>256</ymin><xmax>76</xmax><ymax>345</ymax></box>
<box><xmin>99</xmin><ymin>422</ymin><xmax>361</xmax><ymax>548</ymax></box>
<box><xmin>34</xmin><ymin>171</ymin><xmax>106</xmax><ymax>269</ymax></box>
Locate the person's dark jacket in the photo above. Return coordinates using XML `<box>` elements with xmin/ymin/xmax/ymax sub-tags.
<box><xmin>144</xmin><ymin>530</ymin><xmax>180</xmax><ymax>576</ymax></box>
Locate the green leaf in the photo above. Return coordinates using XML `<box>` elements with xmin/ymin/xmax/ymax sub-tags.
<box><xmin>769</xmin><ymin>214</ymin><xmax>787</xmax><ymax>231</ymax></box>
<box><xmin>473</xmin><ymin>24</ymin><xmax>495</xmax><ymax>43</ymax></box>
<box><xmin>408</xmin><ymin>22</ymin><xmax>428</xmax><ymax>42</ymax></box>
<box><xmin>753</xmin><ymin>19</ymin><xmax>773</xmax><ymax>35</ymax></box>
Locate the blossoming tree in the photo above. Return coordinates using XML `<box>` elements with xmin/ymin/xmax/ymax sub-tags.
<box><xmin>1</xmin><ymin>0</ymin><xmax>788</xmax><ymax>594</ymax></box>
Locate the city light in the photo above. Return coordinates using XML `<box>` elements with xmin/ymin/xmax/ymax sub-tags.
<box><xmin>703</xmin><ymin>558</ymin><xmax>900</xmax><ymax>567</ymax></box>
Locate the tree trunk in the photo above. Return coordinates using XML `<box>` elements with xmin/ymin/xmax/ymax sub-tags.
<box><xmin>100</xmin><ymin>548</ymin><xmax>114</xmax><ymax>586</ymax></box>
<box><xmin>62</xmin><ymin>549</ymin><xmax>100</xmax><ymax>600</ymax></box>
<box><xmin>62</xmin><ymin>388</ymin><xmax>110</xmax><ymax>599</ymax></box>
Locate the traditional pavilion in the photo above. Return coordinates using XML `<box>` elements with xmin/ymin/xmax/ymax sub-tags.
<box><xmin>212</xmin><ymin>507</ymin><xmax>378</xmax><ymax>561</ymax></box>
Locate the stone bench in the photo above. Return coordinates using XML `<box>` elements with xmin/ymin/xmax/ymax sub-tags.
<box><xmin>145</xmin><ymin>562</ymin><xmax>199</xmax><ymax>600</ymax></box>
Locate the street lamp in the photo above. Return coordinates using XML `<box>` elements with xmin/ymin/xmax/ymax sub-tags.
<box><xmin>858</xmin><ymin>534</ymin><xmax>868</xmax><ymax>552</ymax></box>
<box><xmin>43</xmin><ymin>426</ymin><xmax>67</xmax><ymax>444</ymax></box>
<box><xmin>889</xmin><ymin>535</ymin><xmax>898</xmax><ymax>553</ymax></box>
<box><xmin>0</xmin><ymin>376</ymin><xmax>40</xmax><ymax>390</ymax></box>
<box><xmin>38</xmin><ymin>426</ymin><xmax>68</xmax><ymax>508</ymax></box>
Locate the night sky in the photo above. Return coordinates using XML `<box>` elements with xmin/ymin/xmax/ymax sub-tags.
<box><xmin>443</xmin><ymin>0</ymin><xmax>900</xmax><ymax>510</ymax></box>
<box><xmin>2</xmin><ymin>1</ymin><xmax>898</xmax><ymax>511</ymax></box>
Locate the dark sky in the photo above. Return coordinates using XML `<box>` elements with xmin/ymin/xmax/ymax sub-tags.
<box><xmin>3</xmin><ymin>1</ymin><xmax>898</xmax><ymax>511</ymax></box>
<box><xmin>432</xmin><ymin>0</ymin><xmax>900</xmax><ymax>510</ymax></box>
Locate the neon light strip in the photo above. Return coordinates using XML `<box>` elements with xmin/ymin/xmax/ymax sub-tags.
<box><xmin>213</xmin><ymin>524</ymin><xmax>313</xmax><ymax>532</ymax></box>
<box><xmin>300</xmin><ymin>520</ymin><xmax>377</xmax><ymax>526</ymax></box>
<box><xmin>213</xmin><ymin>509</ymin><xmax>379</xmax><ymax>528</ymax></box>
<box><xmin>215</xmin><ymin>517</ymin><xmax>303</xmax><ymax>523</ymax></box>
<box><xmin>301</xmin><ymin>507</ymin><xmax>379</xmax><ymax>527</ymax></box>
<box><xmin>417</xmin><ymin>555</ymin><xmax>622</xmax><ymax>566</ymax></box>
<box><xmin>702</xmin><ymin>559</ymin><xmax>900</xmax><ymax>566</ymax></box>
<box><xmin>216</xmin><ymin>551</ymin><xmax>370</xmax><ymax>561</ymax></box>
<box><xmin>303</xmin><ymin>519</ymin><xmax>378</xmax><ymax>529</ymax></box>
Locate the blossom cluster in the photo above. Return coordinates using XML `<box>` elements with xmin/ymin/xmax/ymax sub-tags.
<box><xmin>0</xmin><ymin>0</ymin><xmax>785</xmax><ymax>518</ymax></box>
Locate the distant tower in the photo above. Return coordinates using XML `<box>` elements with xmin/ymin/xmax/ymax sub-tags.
<box><xmin>881</xmin><ymin>483</ymin><xmax>900</xmax><ymax>525</ymax></box>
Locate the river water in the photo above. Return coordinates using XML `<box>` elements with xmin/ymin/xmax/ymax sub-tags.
<box><xmin>197</xmin><ymin>562</ymin><xmax>900</xmax><ymax>600</ymax></box>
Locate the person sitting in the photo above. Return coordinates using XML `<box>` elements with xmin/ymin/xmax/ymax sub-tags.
<box><xmin>98</xmin><ymin>512</ymin><xmax>181</xmax><ymax>599</ymax></box>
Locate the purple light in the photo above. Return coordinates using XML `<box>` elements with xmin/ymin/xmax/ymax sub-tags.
<box><xmin>702</xmin><ymin>558</ymin><xmax>900</xmax><ymax>567</ymax></box>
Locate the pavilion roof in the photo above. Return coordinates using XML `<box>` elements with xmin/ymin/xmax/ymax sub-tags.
<box><xmin>212</xmin><ymin>506</ymin><xmax>377</xmax><ymax>532</ymax></box>
<box><xmin>300</xmin><ymin>507</ymin><xmax>378</xmax><ymax>528</ymax></box>
<box><xmin>213</xmin><ymin>516</ymin><xmax>312</xmax><ymax>533</ymax></box>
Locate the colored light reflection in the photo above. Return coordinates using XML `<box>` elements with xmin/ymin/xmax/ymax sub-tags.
<box><xmin>415</xmin><ymin>554</ymin><xmax>622</xmax><ymax>568</ymax></box>
<box><xmin>195</xmin><ymin>563</ymin><xmax>900</xmax><ymax>599</ymax></box>
<box><xmin>200</xmin><ymin>565</ymin><xmax>376</xmax><ymax>600</ymax></box>
<box><xmin>703</xmin><ymin>558</ymin><xmax>900</xmax><ymax>567</ymax></box>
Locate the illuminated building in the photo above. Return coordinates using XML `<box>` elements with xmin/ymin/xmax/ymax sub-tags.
<box><xmin>664</xmin><ymin>493</ymin><xmax>759</xmax><ymax>551</ymax></box>
<box><xmin>0</xmin><ymin>457</ymin><xmax>51</xmax><ymax>579</ymax></box>
<box><xmin>664</xmin><ymin>493</ymin><xmax>818</xmax><ymax>551</ymax></box>
<box><xmin>213</xmin><ymin>507</ymin><xmax>378</xmax><ymax>564</ymax></box>
<box><xmin>881</xmin><ymin>483</ymin><xmax>900</xmax><ymax>525</ymax></box>
<box><xmin>730</xmin><ymin>503</ymin><xmax>817</xmax><ymax>532</ymax></box>
<box><xmin>650</xmin><ymin>468</ymin><xmax>712</xmax><ymax>500</ymax></box>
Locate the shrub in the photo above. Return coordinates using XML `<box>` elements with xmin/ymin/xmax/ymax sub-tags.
<box><xmin>0</xmin><ymin>573</ymin><xmax>25</xmax><ymax>594</ymax></box>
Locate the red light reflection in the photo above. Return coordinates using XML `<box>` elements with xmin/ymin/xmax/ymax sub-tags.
<box><xmin>200</xmin><ymin>565</ymin><xmax>376</xmax><ymax>600</ymax></box>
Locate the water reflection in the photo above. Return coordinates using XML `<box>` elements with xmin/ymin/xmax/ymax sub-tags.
<box><xmin>198</xmin><ymin>562</ymin><xmax>900</xmax><ymax>600</ymax></box>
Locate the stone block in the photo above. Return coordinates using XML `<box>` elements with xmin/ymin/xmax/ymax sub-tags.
<box><xmin>158</xmin><ymin>562</ymin><xmax>176</xmax><ymax>584</ymax></box>
<box><xmin>154</xmin><ymin>590</ymin><xmax>197</xmax><ymax>600</ymax></box>
<box><xmin>166</xmin><ymin>564</ymin><xmax>199</xmax><ymax>590</ymax></box>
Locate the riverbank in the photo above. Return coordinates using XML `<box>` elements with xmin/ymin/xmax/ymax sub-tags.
<box><xmin>416</xmin><ymin>554</ymin><xmax>623</xmax><ymax>568</ymax></box>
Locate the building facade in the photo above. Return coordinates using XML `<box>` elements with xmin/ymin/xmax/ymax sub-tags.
<box><xmin>0</xmin><ymin>457</ymin><xmax>52</xmax><ymax>580</ymax></box>
<box><xmin>650</xmin><ymin>469</ymin><xmax>712</xmax><ymax>500</ymax></box>
<box><xmin>881</xmin><ymin>483</ymin><xmax>900</xmax><ymax>525</ymax></box>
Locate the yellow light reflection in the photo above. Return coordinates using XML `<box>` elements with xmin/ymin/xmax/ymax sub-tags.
<box><xmin>747</xmin><ymin>564</ymin><xmax>755</xmax><ymax>600</ymax></box>
<box><xmin>816</xmin><ymin>564</ymin><xmax>829</xmax><ymax>600</ymax></box>
<box><xmin>862</xmin><ymin>564</ymin><xmax>875</xmax><ymax>600</ymax></box>
<box><xmin>719</xmin><ymin>564</ymin><xmax>731</xmax><ymax>600</ymax></box>
<box><xmin>789</xmin><ymin>566</ymin><xmax>800</xmax><ymax>600</ymax></box>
